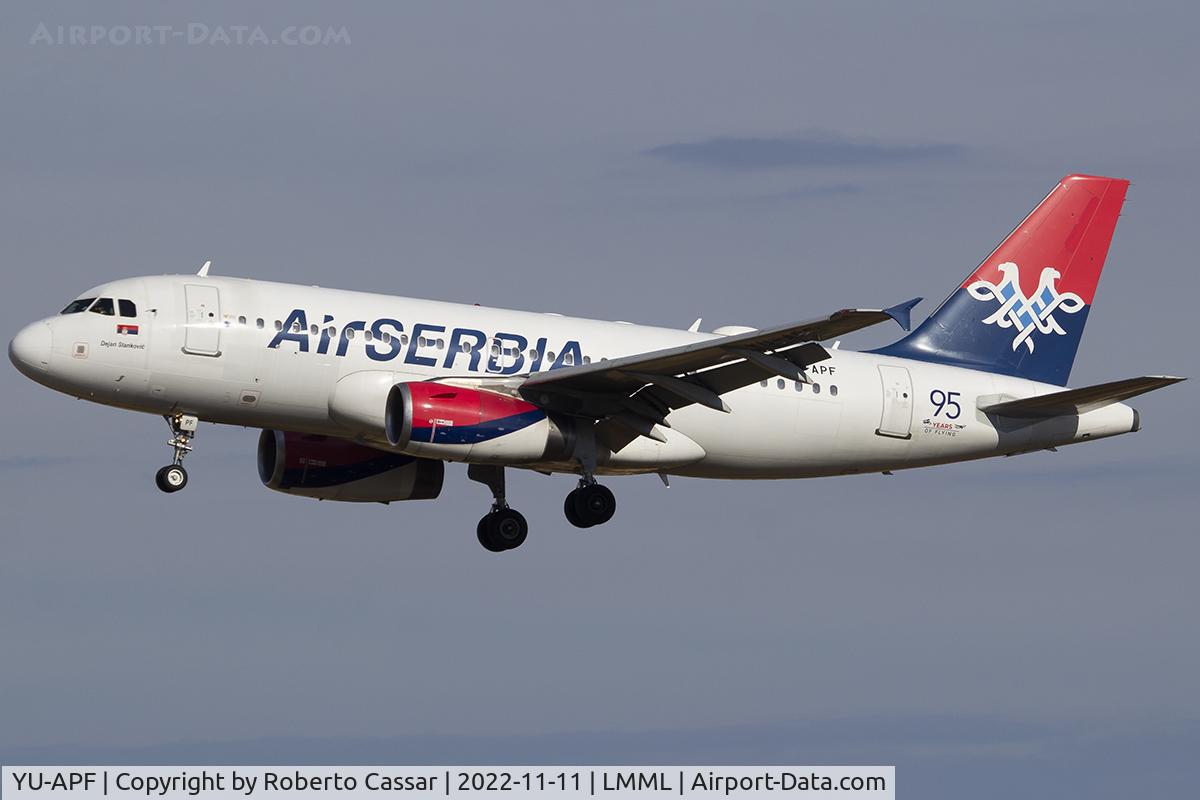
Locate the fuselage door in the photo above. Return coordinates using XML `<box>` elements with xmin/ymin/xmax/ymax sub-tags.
<box><xmin>875</xmin><ymin>364</ymin><xmax>913</xmax><ymax>439</ymax></box>
<box><xmin>183</xmin><ymin>284</ymin><xmax>222</xmax><ymax>356</ymax></box>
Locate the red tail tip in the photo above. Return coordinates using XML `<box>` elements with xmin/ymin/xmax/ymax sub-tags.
<box><xmin>960</xmin><ymin>175</ymin><xmax>1130</xmax><ymax>304</ymax></box>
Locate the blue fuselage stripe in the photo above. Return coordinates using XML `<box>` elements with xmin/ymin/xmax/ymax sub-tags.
<box><xmin>412</xmin><ymin>408</ymin><xmax>546</xmax><ymax>445</ymax></box>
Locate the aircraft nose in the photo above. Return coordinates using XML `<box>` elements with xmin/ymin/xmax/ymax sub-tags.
<box><xmin>9</xmin><ymin>321</ymin><xmax>52</xmax><ymax>376</ymax></box>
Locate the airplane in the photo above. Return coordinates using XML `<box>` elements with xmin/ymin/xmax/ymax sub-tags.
<box><xmin>8</xmin><ymin>174</ymin><xmax>1183</xmax><ymax>552</ymax></box>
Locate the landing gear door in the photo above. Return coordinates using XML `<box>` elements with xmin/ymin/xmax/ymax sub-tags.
<box><xmin>183</xmin><ymin>284</ymin><xmax>221</xmax><ymax>356</ymax></box>
<box><xmin>876</xmin><ymin>364</ymin><xmax>913</xmax><ymax>439</ymax></box>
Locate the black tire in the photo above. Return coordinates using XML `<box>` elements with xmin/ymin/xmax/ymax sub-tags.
<box><xmin>489</xmin><ymin>508</ymin><xmax>528</xmax><ymax>550</ymax></box>
<box><xmin>477</xmin><ymin>515</ymin><xmax>506</xmax><ymax>552</ymax></box>
<box><xmin>564</xmin><ymin>490</ymin><xmax>592</xmax><ymax>528</ymax></box>
<box><xmin>574</xmin><ymin>483</ymin><xmax>616</xmax><ymax>526</ymax></box>
<box><xmin>155</xmin><ymin>465</ymin><xmax>188</xmax><ymax>493</ymax></box>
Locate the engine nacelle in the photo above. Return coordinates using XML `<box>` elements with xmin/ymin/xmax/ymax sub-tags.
<box><xmin>386</xmin><ymin>382</ymin><xmax>573</xmax><ymax>463</ymax></box>
<box><xmin>257</xmin><ymin>429</ymin><xmax>444</xmax><ymax>503</ymax></box>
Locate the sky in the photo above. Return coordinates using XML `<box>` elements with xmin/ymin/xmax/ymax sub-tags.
<box><xmin>1</xmin><ymin>2</ymin><xmax>1197</xmax><ymax>797</ymax></box>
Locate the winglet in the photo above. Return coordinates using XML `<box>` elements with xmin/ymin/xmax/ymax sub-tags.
<box><xmin>688</xmin><ymin>318</ymin><xmax>702</xmax><ymax>333</ymax></box>
<box><xmin>197</xmin><ymin>260</ymin><xmax>211</xmax><ymax>277</ymax></box>
<box><xmin>883</xmin><ymin>297</ymin><xmax>922</xmax><ymax>331</ymax></box>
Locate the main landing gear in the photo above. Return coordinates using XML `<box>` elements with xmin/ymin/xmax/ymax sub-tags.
<box><xmin>564</xmin><ymin>479</ymin><xmax>617</xmax><ymax>528</ymax></box>
<box><xmin>465</xmin><ymin>463</ymin><xmax>617</xmax><ymax>552</ymax></box>
<box><xmin>155</xmin><ymin>413</ymin><xmax>198</xmax><ymax>494</ymax></box>
<box><xmin>468</xmin><ymin>464</ymin><xmax>529</xmax><ymax>552</ymax></box>
<box><xmin>563</xmin><ymin>426</ymin><xmax>616</xmax><ymax>528</ymax></box>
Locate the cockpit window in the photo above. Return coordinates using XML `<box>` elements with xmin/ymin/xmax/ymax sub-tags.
<box><xmin>89</xmin><ymin>298</ymin><xmax>115</xmax><ymax>316</ymax></box>
<box><xmin>61</xmin><ymin>297</ymin><xmax>96</xmax><ymax>314</ymax></box>
<box><xmin>118</xmin><ymin>299</ymin><xmax>137</xmax><ymax>318</ymax></box>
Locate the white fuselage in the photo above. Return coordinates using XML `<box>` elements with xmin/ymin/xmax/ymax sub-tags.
<box><xmin>11</xmin><ymin>274</ymin><xmax>1138</xmax><ymax>479</ymax></box>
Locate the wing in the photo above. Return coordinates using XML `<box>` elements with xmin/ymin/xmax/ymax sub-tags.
<box><xmin>979</xmin><ymin>375</ymin><xmax>1185</xmax><ymax>419</ymax></box>
<box><xmin>516</xmin><ymin>298</ymin><xmax>922</xmax><ymax>449</ymax></box>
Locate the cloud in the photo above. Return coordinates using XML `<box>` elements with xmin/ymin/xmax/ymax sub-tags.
<box><xmin>644</xmin><ymin>132</ymin><xmax>964</xmax><ymax>170</ymax></box>
<box><xmin>749</xmin><ymin>184</ymin><xmax>863</xmax><ymax>203</ymax></box>
<box><xmin>0</xmin><ymin>455</ymin><xmax>74</xmax><ymax>472</ymax></box>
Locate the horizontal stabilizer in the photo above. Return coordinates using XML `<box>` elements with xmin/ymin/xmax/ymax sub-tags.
<box><xmin>979</xmin><ymin>375</ymin><xmax>1185</xmax><ymax>419</ymax></box>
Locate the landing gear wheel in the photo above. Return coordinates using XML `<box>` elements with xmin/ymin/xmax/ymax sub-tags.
<box><xmin>468</xmin><ymin>465</ymin><xmax>528</xmax><ymax>551</ymax></box>
<box><xmin>478</xmin><ymin>508</ymin><xmax>529</xmax><ymax>552</ymax></box>
<box><xmin>564</xmin><ymin>490</ymin><xmax>592</xmax><ymax>528</ymax></box>
<box><xmin>155</xmin><ymin>464</ymin><xmax>188</xmax><ymax>493</ymax></box>
<box><xmin>575</xmin><ymin>483</ymin><xmax>616</xmax><ymax>526</ymax></box>
<box><xmin>477</xmin><ymin>517</ymin><xmax>506</xmax><ymax>553</ymax></box>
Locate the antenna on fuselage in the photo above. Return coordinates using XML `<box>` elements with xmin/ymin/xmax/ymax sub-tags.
<box><xmin>196</xmin><ymin>260</ymin><xmax>212</xmax><ymax>277</ymax></box>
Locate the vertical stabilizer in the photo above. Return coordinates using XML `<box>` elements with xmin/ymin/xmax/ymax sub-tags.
<box><xmin>874</xmin><ymin>174</ymin><xmax>1129</xmax><ymax>385</ymax></box>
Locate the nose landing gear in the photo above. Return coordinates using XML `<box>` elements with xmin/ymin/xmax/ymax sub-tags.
<box><xmin>468</xmin><ymin>464</ymin><xmax>529</xmax><ymax>552</ymax></box>
<box><xmin>156</xmin><ymin>413</ymin><xmax>198</xmax><ymax>494</ymax></box>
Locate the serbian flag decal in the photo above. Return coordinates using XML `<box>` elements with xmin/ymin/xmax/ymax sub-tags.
<box><xmin>116</xmin><ymin>323</ymin><xmax>139</xmax><ymax>336</ymax></box>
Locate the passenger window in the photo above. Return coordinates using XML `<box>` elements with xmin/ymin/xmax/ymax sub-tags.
<box><xmin>776</xmin><ymin>378</ymin><xmax>785</xmax><ymax>389</ymax></box>
<box><xmin>61</xmin><ymin>298</ymin><xmax>96</xmax><ymax>314</ymax></box>
<box><xmin>583</xmin><ymin>356</ymin><xmax>592</xmax><ymax>364</ymax></box>
<box><xmin>759</xmin><ymin>380</ymin><xmax>768</xmax><ymax>388</ymax></box>
<box><xmin>436</xmin><ymin>339</ymin><xmax>445</xmax><ymax>350</ymax></box>
<box><xmin>256</xmin><ymin>318</ymin><xmax>265</xmax><ymax>329</ymax></box>
<box><xmin>89</xmin><ymin>298</ymin><xmax>115</xmax><ymax>316</ymax></box>
<box><xmin>118</xmin><ymin>299</ymin><xmax>137</xmax><ymax>317</ymax></box>
<box><xmin>795</xmin><ymin>381</ymin><xmax>803</xmax><ymax>392</ymax></box>
<box><xmin>547</xmin><ymin>351</ymin><xmax>556</xmax><ymax>362</ymax></box>
<box><xmin>382</xmin><ymin>332</ymin><xmax>391</xmax><ymax>344</ymax></box>
<box><xmin>830</xmin><ymin>385</ymin><xmax>839</xmax><ymax>397</ymax></box>
<box><xmin>813</xmin><ymin>383</ymin><xmax>821</xmax><ymax>395</ymax></box>
<box><xmin>237</xmin><ymin>315</ymin><xmax>247</xmax><ymax>325</ymax></box>
<box><xmin>274</xmin><ymin>320</ymin><xmax>283</xmax><ymax>331</ymax></box>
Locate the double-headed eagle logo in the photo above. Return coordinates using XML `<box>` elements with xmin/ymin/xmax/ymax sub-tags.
<box><xmin>966</xmin><ymin>262</ymin><xmax>1085</xmax><ymax>353</ymax></box>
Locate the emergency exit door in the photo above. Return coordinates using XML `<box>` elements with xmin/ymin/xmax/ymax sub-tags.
<box><xmin>875</xmin><ymin>364</ymin><xmax>913</xmax><ymax>439</ymax></box>
<box><xmin>183</xmin><ymin>284</ymin><xmax>222</xmax><ymax>356</ymax></box>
